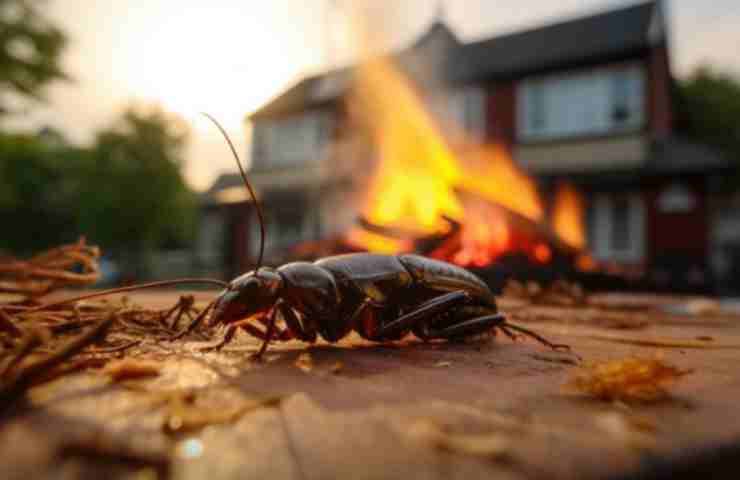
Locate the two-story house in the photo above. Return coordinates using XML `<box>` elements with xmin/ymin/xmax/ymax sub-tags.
<box><xmin>200</xmin><ymin>1</ymin><xmax>731</xmax><ymax>289</ymax></box>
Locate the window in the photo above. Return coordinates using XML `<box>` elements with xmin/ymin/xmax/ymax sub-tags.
<box><xmin>527</xmin><ymin>83</ymin><xmax>545</xmax><ymax>132</ymax></box>
<box><xmin>590</xmin><ymin>194</ymin><xmax>645</xmax><ymax>263</ymax></box>
<box><xmin>518</xmin><ymin>66</ymin><xmax>644</xmax><ymax>140</ymax></box>
<box><xmin>260</xmin><ymin>209</ymin><xmax>308</xmax><ymax>254</ymax></box>
<box><xmin>252</xmin><ymin>112</ymin><xmax>332</xmax><ymax>169</ymax></box>
<box><xmin>448</xmin><ymin>86</ymin><xmax>487</xmax><ymax>140</ymax></box>
<box><xmin>610</xmin><ymin>70</ymin><xmax>643</xmax><ymax>126</ymax></box>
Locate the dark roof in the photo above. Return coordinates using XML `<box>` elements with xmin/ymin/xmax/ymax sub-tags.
<box><xmin>646</xmin><ymin>137</ymin><xmax>732</xmax><ymax>174</ymax></box>
<box><xmin>452</xmin><ymin>1</ymin><xmax>656</xmax><ymax>82</ymax></box>
<box><xmin>249</xmin><ymin>1</ymin><xmax>660</xmax><ymax>120</ymax></box>
<box><xmin>249</xmin><ymin>67</ymin><xmax>352</xmax><ymax>120</ymax></box>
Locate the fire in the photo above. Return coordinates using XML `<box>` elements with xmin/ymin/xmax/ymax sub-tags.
<box><xmin>347</xmin><ymin>55</ymin><xmax>554</xmax><ymax>266</ymax></box>
<box><xmin>551</xmin><ymin>182</ymin><xmax>587</xmax><ymax>250</ymax></box>
<box><xmin>345</xmin><ymin>229</ymin><xmax>410</xmax><ymax>255</ymax></box>
<box><xmin>461</xmin><ymin>145</ymin><xmax>543</xmax><ymax>222</ymax></box>
<box><xmin>352</xmin><ymin>58</ymin><xmax>463</xmax><ymax>233</ymax></box>
<box><xmin>452</xmin><ymin>206</ymin><xmax>510</xmax><ymax>267</ymax></box>
<box><xmin>534</xmin><ymin>243</ymin><xmax>552</xmax><ymax>263</ymax></box>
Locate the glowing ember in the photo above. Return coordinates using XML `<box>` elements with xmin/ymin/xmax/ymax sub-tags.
<box><xmin>452</xmin><ymin>207</ymin><xmax>510</xmax><ymax>267</ymax></box>
<box><xmin>533</xmin><ymin>244</ymin><xmax>552</xmax><ymax>264</ymax></box>
<box><xmin>552</xmin><ymin>182</ymin><xmax>587</xmax><ymax>250</ymax></box>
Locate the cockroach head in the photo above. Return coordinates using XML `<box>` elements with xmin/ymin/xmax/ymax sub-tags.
<box><xmin>210</xmin><ymin>269</ymin><xmax>282</xmax><ymax>326</ymax></box>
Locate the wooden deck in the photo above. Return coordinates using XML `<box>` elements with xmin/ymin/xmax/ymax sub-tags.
<box><xmin>2</xmin><ymin>291</ymin><xmax>740</xmax><ymax>479</ymax></box>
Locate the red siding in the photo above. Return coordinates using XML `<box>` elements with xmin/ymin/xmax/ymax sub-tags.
<box><xmin>486</xmin><ymin>82</ymin><xmax>516</xmax><ymax>149</ymax></box>
<box><xmin>645</xmin><ymin>179</ymin><xmax>708</xmax><ymax>266</ymax></box>
<box><xmin>647</xmin><ymin>45</ymin><xmax>673</xmax><ymax>138</ymax></box>
<box><xmin>225</xmin><ymin>202</ymin><xmax>253</xmax><ymax>279</ymax></box>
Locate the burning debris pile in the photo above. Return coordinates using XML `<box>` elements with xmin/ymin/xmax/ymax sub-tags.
<box><xmin>343</xmin><ymin>57</ymin><xmax>580</xmax><ymax>267</ymax></box>
<box><xmin>287</xmin><ymin>55</ymin><xmax>607</xmax><ymax>291</ymax></box>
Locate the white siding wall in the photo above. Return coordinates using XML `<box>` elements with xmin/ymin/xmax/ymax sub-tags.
<box><xmin>252</xmin><ymin>112</ymin><xmax>332</xmax><ymax>169</ymax></box>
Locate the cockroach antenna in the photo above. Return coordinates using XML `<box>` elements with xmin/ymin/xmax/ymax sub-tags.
<box><xmin>200</xmin><ymin>112</ymin><xmax>266</xmax><ymax>272</ymax></box>
<box><xmin>22</xmin><ymin>278</ymin><xmax>229</xmax><ymax>314</ymax></box>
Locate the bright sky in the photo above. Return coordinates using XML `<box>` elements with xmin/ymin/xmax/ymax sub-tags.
<box><xmin>10</xmin><ymin>0</ymin><xmax>740</xmax><ymax>190</ymax></box>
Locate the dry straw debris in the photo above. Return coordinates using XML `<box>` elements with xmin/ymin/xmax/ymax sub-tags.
<box><xmin>0</xmin><ymin>240</ymin><xmax>214</xmax><ymax>410</ymax></box>
<box><xmin>566</xmin><ymin>356</ymin><xmax>692</xmax><ymax>403</ymax></box>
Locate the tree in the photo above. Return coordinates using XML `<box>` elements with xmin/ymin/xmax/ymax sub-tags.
<box><xmin>76</xmin><ymin>105</ymin><xmax>196</xmax><ymax>274</ymax></box>
<box><xmin>0</xmin><ymin>131</ymin><xmax>84</xmax><ymax>253</ymax></box>
<box><xmin>677</xmin><ymin>67</ymin><xmax>740</xmax><ymax>167</ymax></box>
<box><xmin>0</xmin><ymin>106</ymin><xmax>196</xmax><ymax>269</ymax></box>
<box><xmin>0</xmin><ymin>0</ymin><xmax>68</xmax><ymax>115</ymax></box>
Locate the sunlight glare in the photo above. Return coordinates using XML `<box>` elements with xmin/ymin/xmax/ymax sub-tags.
<box><xmin>123</xmin><ymin>4</ymin><xmax>289</xmax><ymax>131</ymax></box>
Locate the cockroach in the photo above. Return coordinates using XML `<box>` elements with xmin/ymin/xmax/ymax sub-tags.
<box><xmin>26</xmin><ymin>114</ymin><xmax>572</xmax><ymax>359</ymax></box>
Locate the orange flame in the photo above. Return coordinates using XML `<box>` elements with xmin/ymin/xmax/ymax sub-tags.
<box><xmin>551</xmin><ymin>182</ymin><xmax>587</xmax><ymax>250</ymax></box>
<box><xmin>347</xmin><ymin>56</ymin><xmax>551</xmax><ymax>266</ymax></box>
<box><xmin>352</xmin><ymin>58</ymin><xmax>463</xmax><ymax>234</ymax></box>
<box><xmin>461</xmin><ymin>145</ymin><xmax>543</xmax><ymax>222</ymax></box>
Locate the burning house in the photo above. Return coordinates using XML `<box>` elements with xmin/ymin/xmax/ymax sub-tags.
<box><xmin>197</xmin><ymin>1</ymin><xmax>732</xmax><ymax>291</ymax></box>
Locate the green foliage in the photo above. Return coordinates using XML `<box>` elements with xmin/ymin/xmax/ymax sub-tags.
<box><xmin>0</xmin><ymin>132</ymin><xmax>83</xmax><ymax>252</ymax></box>
<box><xmin>79</xmin><ymin>106</ymin><xmax>196</xmax><ymax>255</ymax></box>
<box><xmin>677</xmin><ymin>67</ymin><xmax>740</xmax><ymax>165</ymax></box>
<box><xmin>0</xmin><ymin>106</ymin><xmax>196</xmax><ymax>260</ymax></box>
<box><xmin>0</xmin><ymin>0</ymin><xmax>68</xmax><ymax>115</ymax></box>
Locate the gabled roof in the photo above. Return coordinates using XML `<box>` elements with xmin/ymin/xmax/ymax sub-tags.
<box><xmin>248</xmin><ymin>67</ymin><xmax>352</xmax><ymax>120</ymax></box>
<box><xmin>248</xmin><ymin>1</ymin><xmax>661</xmax><ymax>120</ymax></box>
<box><xmin>452</xmin><ymin>1</ymin><xmax>657</xmax><ymax>83</ymax></box>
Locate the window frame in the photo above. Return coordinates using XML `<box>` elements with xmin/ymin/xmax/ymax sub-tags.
<box><xmin>251</xmin><ymin>111</ymin><xmax>333</xmax><ymax>170</ymax></box>
<box><xmin>590</xmin><ymin>193</ymin><xmax>646</xmax><ymax>264</ymax></box>
<box><xmin>517</xmin><ymin>65</ymin><xmax>645</xmax><ymax>142</ymax></box>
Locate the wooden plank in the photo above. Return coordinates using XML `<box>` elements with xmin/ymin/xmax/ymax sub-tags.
<box><xmin>1</xmin><ymin>292</ymin><xmax>740</xmax><ymax>479</ymax></box>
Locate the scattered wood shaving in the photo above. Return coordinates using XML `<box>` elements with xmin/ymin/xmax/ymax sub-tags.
<box><xmin>104</xmin><ymin>358</ymin><xmax>161</xmax><ymax>382</ymax></box>
<box><xmin>163</xmin><ymin>394</ymin><xmax>283</xmax><ymax>434</ymax></box>
<box><xmin>593</xmin><ymin>412</ymin><xmax>656</xmax><ymax>450</ymax></box>
<box><xmin>684</xmin><ymin>299</ymin><xmax>721</xmax><ymax>316</ymax></box>
<box><xmin>582</xmin><ymin>334</ymin><xmax>740</xmax><ymax>349</ymax></box>
<box><xmin>434</xmin><ymin>361</ymin><xmax>452</xmax><ymax>368</ymax></box>
<box><xmin>406</xmin><ymin>420</ymin><xmax>511</xmax><ymax>459</ymax></box>
<box><xmin>566</xmin><ymin>357</ymin><xmax>692</xmax><ymax>403</ymax></box>
<box><xmin>295</xmin><ymin>353</ymin><xmax>313</xmax><ymax>373</ymax></box>
<box><xmin>330</xmin><ymin>361</ymin><xmax>344</xmax><ymax>374</ymax></box>
<box><xmin>529</xmin><ymin>325</ymin><xmax>740</xmax><ymax>350</ymax></box>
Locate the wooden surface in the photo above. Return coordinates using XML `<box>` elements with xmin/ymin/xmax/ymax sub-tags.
<box><xmin>2</xmin><ymin>291</ymin><xmax>740</xmax><ymax>479</ymax></box>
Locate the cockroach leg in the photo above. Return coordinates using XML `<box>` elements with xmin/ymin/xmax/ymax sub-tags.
<box><xmin>254</xmin><ymin>305</ymin><xmax>280</xmax><ymax>360</ymax></box>
<box><xmin>427</xmin><ymin>314</ymin><xmax>506</xmax><ymax>338</ymax></box>
<box><xmin>200</xmin><ymin>318</ymin><xmax>262</xmax><ymax>351</ymax></box>
<box><xmin>498</xmin><ymin>325</ymin><xmax>520</xmax><ymax>342</ymax></box>
<box><xmin>501</xmin><ymin>322</ymin><xmax>577</xmax><ymax>357</ymax></box>
<box><xmin>171</xmin><ymin>299</ymin><xmax>216</xmax><ymax>341</ymax></box>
